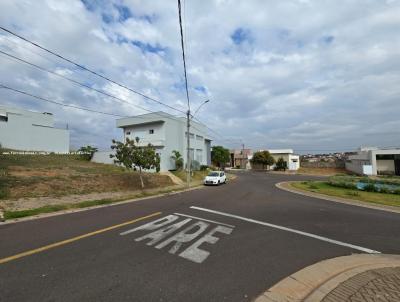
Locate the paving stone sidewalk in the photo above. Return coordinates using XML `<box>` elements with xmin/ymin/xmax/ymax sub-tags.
<box><xmin>322</xmin><ymin>266</ymin><xmax>400</xmax><ymax>302</ymax></box>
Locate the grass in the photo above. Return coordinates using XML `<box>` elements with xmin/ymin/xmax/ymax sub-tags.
<box><xmin>171</xmin><ymin>170</ymin><xmax>210</xmax><ymax>183</ymax></box>
<box><xmin>291</xmin><ymin>181</ymin><xmax>400</xmax><ymax>208</ymax></box>
<box><xmin>297</xmin><ymin>167</ymin><xmax>349</xmax><ymax>176</ymax></box>
<box><xmin>0</xmin><ymin>154</ymin><xmax>173</xmax><ymax>200</ymax></box>
<box><xmin>3</xmin><ymin>186</ymin><xmax>182</xmax><ymax>220</ymax></box>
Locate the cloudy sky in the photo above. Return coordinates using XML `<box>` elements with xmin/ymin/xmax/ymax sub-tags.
<box><xmin>0</xmin><ymin>0</ymin><xmax>399</xmax><ymax>153</ymax></box>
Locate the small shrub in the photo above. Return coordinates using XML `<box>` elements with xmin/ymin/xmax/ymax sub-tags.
<box><xmin>308</xmin><ymin>183</ymin><xmax>319</xmax><ymax>190</ymax></box>
<box><xmin>363</xmin><ymin>183</ymin><xmax>377</xmax><ymax>192</ymax></box>
<box><xmin>200</xmin><ymin>165</ymin><xmax>209</xmax><ymax>171</ymax></box>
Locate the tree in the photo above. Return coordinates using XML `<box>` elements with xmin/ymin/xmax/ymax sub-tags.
<box><xmin>78</xmin><ymin>145</ymin><xmax>98</xmax><ymax>161</ymax></box>
<box><xmin>211</xmin><ymin>146</ymin><xmax>230</xmax><ymax>169</ymax></box>
<box><xmin>275</xmin><ymin>157</ymin><xmax>287</xmax><ymax>171</ymax></box>
<box><xmin>251</xmin><ymin>151</ymin><xmax>275</xmax><ymax>170</ymax></box>
<box><xmin>110</xmin><ymin>137</ymin><xmax>160</xmax><ymax>188</ymax></box>
<box><xmin>171</xmin><ymin>150</ymin><xmax>183</xmax><ymax>170</ymax></box>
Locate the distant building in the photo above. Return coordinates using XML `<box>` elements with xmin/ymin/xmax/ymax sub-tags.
<box><xmin>248</xmin><ymin>149</ymin><xmax>300</xmax><ymax>170</ymax></box>
<box><xmin>268</xmin><ymin>149</ymin><xmax>300</xmax><ymax>170</ymax></box>
<box><xmin>0</xmin><ymin>105</ymin><xmax>69</xmax><ymax>152</ymax></box>
<box><xmin>229</xmin><ymin>148</ymin><xmax>253</xmax><ymax>169</ymax></box>
<box><xmin>346</xmin><ymin>147</ymin><xmax>400</xmax><ymax>176</ymax></box>
<box><xmin>113</xmin><ymin>112</ymin><xmax>211</xmax><ymax>172</ymax></box>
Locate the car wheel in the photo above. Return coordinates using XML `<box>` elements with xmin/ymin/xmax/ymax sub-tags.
<box><xmin>218</xmin><ymin>180</ymin><xmax>220</xmax><ymax>185</ymax></box>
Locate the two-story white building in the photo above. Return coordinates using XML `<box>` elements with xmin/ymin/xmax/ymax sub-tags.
<box><xmin>0</xmin><ymin>105</ymin><xmax>69</xmax><ymax>152</ymax></box>
<box><xmin>112</xmin><ymin>112</ymin><xmax>211</xmax><ymax>172</ymax></box>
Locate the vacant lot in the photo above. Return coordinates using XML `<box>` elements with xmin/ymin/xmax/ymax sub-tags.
<box><xmin>0</xmin><ymin>154</ymin><xmax>173</xmax><ymax>209</ymax></box>
<box><xmin>297</xmin><ymin>167</ymin><xmax>349</xmax><ymax>176</ymax></box>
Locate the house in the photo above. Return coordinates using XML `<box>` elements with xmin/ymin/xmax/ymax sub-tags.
<box><xmin>114</xmin><ymin>112</ymin><xmax>212</xmax><ymax>172</ymax></box>
<box><xmin>248</xmin><ymin>149</ymin><xmax>300</xmax><ymax>170</ymax></box>
<box><xmin>0</xmin><ymin>105</ymin><xmax>69</xmax><ymax>153</ymax></box>
<box><xmin>345</xmin><ymin>147</ymin><xmax>400</xmax><ymax>176</ymax></box>
<box><xmin>229</xmin><ymin>148</ymin><xmax>253</xmax><ymax>169</ymax></box>
<box><xmin>268</xmin><ymin>149</ymin><xmax>300</xmax><ymax>170</ymax></box>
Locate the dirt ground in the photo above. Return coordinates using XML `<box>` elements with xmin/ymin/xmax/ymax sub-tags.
<box><xmin>0</xmin><ymin>154</ymin><xmax>174</xmax><ymax>210</ymax></box>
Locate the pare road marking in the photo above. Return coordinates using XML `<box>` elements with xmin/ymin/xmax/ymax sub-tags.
<box><xmin>120</xmin><ymin>214</ymin><xmax>234</xmax><ymax>263</ymax></box>
<box><xmin>190</xmin><ymin>206</ymin><xmax>381</xmax><ymax>254</ymax></box>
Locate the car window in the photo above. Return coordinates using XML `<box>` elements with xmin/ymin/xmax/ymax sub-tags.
<box><xmin>208</xmin><ymin>172</ymin><xmax>219</xmax><ymax>177</ymax></box>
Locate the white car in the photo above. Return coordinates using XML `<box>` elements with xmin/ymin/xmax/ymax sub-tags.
<box><xmin>204</xmin><ymin>171</ymin><xmax>227</xmax><ymax>185</ymax></box>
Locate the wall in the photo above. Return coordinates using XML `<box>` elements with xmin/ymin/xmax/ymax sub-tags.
<box><xmin>0</xmin><ymin>107</ymin><xmax>69</xmax><ymax>153</ymax></box>
<box><xmin>91</xmin><ymin>151</ymin><xmax>115</xmax><ymax>165</ymax></box>
<box><xmin>345</xmin><ymin>160</ymin><xmax>365</xmax><ymax>175</ymax></box>
<box><xmin>376</xmin><ymin>159</ymin><xmax>395</xmax><ymax>174</ymax></box>
<box><xmin>301</xmin><ymin>160</ymin><xmax>345</xmax><ymax>168</ymax></box>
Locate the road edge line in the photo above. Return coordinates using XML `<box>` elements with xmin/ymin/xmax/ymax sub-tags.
<box><xmin>0</xmin><ymin>211</ymin><xmax>161</xmax><ymax>265</ymax></box>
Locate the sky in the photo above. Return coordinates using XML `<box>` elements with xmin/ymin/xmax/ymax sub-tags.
<box><xmin>0</xmin><ymin>0</ymin><xmax>399</xmax><ymax>153</ymax></box>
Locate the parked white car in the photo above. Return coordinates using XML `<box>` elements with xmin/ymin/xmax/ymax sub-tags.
<box><xmin>204</xmin><ymin>171</ymin><xmax>227</xmax><ymax>185</ymax></box>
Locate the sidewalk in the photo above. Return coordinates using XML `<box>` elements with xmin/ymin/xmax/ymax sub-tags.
<box><xmin>255</xmin><ymin>254</ymin><xmax>400</xmax><ymax>302</ymax></box>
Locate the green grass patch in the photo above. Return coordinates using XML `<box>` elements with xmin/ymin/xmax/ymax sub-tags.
<box><xmin>291</xmin><ymin>181</ymin><xmax>400</xmax><ymax>208</ymax></box>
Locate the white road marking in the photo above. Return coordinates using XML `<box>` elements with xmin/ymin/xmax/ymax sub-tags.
<box><xmin>190</xmin><ymin>206</ymin><xmax>381</xmax><ymax>254</ymax></box>
<box><xmin>120</xmin><ymin>213</ymin><xmax>234</xmax><ymax>263</ymax></box>
<box><xmin>174</xmin><ymin>212</ymin><xmax>235</xmax><ymax>228</ymax></box>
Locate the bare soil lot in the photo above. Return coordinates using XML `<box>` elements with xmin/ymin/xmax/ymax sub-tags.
<box><xmin>0</xmin><ymin>154</ymin><xmax>173</xmax><ymax>211</ymax></box>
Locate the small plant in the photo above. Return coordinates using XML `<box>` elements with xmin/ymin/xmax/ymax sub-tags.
<box><xmin>275</xmin><ymin>157</ymin><xmax>287</xmax><ymax>171</ymax></box>
<box><xmin>171</xmin><ymin>150</ymin><xmax>183</xmax><ymax>170</ymax></box>
<box><xmin>309</xmin><ymin>183</ymin><xmax>319</xmax><ymax>190</ymax></box>
<box><xmin>78</xmin><ymin>145</ymin><xmax>98</xmax><ymax>161</ymax></box>
<box><xmin>200</xmin><ymin>165</ymin><xmax>209</xmax><ymax>171</ymax></box>
<box><xmin>363</xmin><ymin>183</ymin><xmax>377</xmax><ymax>192</ymax></box>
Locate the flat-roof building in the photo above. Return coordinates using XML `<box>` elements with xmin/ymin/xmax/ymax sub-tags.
<box><xmin>346</xmin><ymin>147</ymin><xmax>400</xmax><ymax>176</ymax></box>
<box><xmin>0</xmin><ymin>105</ymin><xmax>69</xmax><ymax>153</ymax></box>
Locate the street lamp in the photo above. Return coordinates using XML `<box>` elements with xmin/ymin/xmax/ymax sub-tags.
<box><xmin>186</xmin><ymin>99</ymin><xmax>210</xmax><ymax>188</ymax></box>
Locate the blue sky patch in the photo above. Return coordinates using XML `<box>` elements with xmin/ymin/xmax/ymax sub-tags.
<box><xmin>131</xmin><ymin>40</ymin><xmax>166</xmax><ymax>54</ymax></box>
<box><xmin>195</xmin><ymin>86</ymin><xmax>207</xmax><ymax>94</ymax></box>
<box><xmin>231</xmin><ymin>28</ymin><xmax>252</xmax><ymax>45</ymax></box>
<box><xmin>114</xmin><ymin>4</ymin><xmax>132</xmax><ymax>22</ymax></box>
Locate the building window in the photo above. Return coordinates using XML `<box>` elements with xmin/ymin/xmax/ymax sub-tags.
<box><xmin>126</xmin><ymin>131</ymin><xmax>131</xmax><ymax>135</ymax></box>
<box><xmin>196</xmin><ymin>135</ymin><xmax>203</xmax><ymax>141</ymax></box>
<box><xmin>0</xmin><ymin>112</ymin><xmax>7</xmax><ymax>122</ymax></box>
<box><xmin>185</xmin><ymin>132</ymin><xmax>195</xmax><ymax>139</ymax></box>
<box><xmin>196</xmin><ymin>149</ymin><xmax>203</xmax><ymax>163</ymax></box>
<box><xmin>149</xmin><ymin>129</ymin><xmax>154</xmax><ymax>134</ymax></box>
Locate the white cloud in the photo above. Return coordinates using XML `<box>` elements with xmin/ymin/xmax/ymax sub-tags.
<box><xmin>0</xmin><ymin>0</ymin><xmax>399</xmax><ymax>153</ymax></box>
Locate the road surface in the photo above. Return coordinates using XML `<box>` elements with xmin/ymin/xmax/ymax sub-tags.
<box><xmin>1</xmin><ymin>172</ymin><xmax>400</xmax><ymax>301</ymax></box>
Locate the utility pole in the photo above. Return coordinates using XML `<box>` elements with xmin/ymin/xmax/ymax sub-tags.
<box><xmin>242</xmin><ymin>143</ymin><xmax>245</xmax><ymax>169</ymax></box>
<box><xmin>186</xmin><ymin>109</ymin><xmax>191</xmax><ymax>188</ymax></box>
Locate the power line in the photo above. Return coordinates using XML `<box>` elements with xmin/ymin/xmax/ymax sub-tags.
<box><xmin>177</xmin><ymin>0</ymin><xmax>190</xmax><ymax>110</ymax></box>
<box><xmin>0</xmin><ymin>26</ymin><xmax>187</xmax><ymax>115</ymax></box>
<box><xmin>0</xmin><ymin>49</ymin><xmax>165</xmax><ymax>114</ymax></box>
<box><xmin>0</xmin><ymin>84</ymin><xmax>126</xmax><ymax>117</ymax></box>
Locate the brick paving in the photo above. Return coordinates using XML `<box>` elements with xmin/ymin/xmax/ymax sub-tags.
<box><xmin>322</xmin><ymin>267</ymin><xmax>400</xmax><ymax>302</ymax></box>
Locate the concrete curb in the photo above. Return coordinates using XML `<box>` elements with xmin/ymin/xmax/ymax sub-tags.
<box><xmin>276</xmin><ymin>181</ymin><xmax>400</xmax><ymax>215</ymax></box>
<box><xmin>255</xmin><ymin>254</ymin><xmax>400</xmax><ymax>302</ymax></box>
<box><xmin>0</xmin><ymin>185</ymin><xmax>205</xmax><ymax>226</ymax></box>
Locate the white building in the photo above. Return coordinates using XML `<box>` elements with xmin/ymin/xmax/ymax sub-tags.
<box><xmin>113</xmin><ymin>112</ymin><xmax>211</xmax><ymax>172</ymax></box>
<box><xmin>346</xmin><ymin>147</ymin><xmax>400</xmax><ymax>176</ymax></box>
<box><xmin>248</xmin><ymin>149</ymin><xmax>300</xmax><ymax>170</ymax></box>
<box><xmin>0</xmin><ymin>105</ymin><xmax>69</xmax><ymax>152</ymax></box>
<box><xmin>268</xmin><ymin>149</ymin><xmax>300</xmax><ymax>170</ymax></box>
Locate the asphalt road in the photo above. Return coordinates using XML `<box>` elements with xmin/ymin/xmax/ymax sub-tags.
<box><xmin>1</xmin><ymin>172</ymin><xmax>400</xmax><ymax>302</ymax></box>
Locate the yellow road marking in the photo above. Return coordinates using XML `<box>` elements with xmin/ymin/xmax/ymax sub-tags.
<box><xmin>0</xmin><ymin>211</ymin><xmax>162</xmax><ymax>265</ymax></box>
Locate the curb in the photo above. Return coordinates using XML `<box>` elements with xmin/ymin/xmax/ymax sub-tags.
<box><xmin>0</xmin><ymin>185</ymin><xmax>205</xmax><ymax>226</ymax></box>
<box><xmin>255</xmin><ymin>254</ymin><xmax>400</xmax><ymax>302</ymax></box>
<box><xmin>276</xmin><ymin>181</ymin><xmax>400</xmax><ymax>215</ymax></box>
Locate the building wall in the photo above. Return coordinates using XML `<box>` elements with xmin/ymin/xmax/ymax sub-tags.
<box><xmin>376</xmin><ymin>159</ymin><xmax>395</xmax><ymax>174</ymax></box>
<box><xmin>0</xmin><ymin>106</ymin><xmax>69</xmax><ymax>153</ymax></box>
<box><xmin>116</xmin><ymin>113</ymin><xmax>211</xmax><ymax>172</ymax></box>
